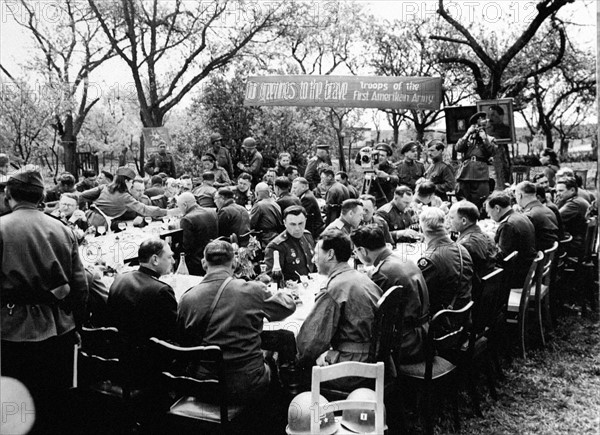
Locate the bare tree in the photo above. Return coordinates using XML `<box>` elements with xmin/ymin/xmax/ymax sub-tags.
<box><xmin>15</xmin><ymin>0</ymin><xmax>119</xmax><ymax>175</ymax></box>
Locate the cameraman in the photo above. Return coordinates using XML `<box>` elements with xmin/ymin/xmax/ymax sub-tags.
<box><xmin>455</xmin><ymin>112</ymin><xmax>496</xmax><ymax>209</ymax></box>
<box><xmin>358</xmin><ymin>143</ymin><xmax>398</xmax><ymax>208</ymax></box>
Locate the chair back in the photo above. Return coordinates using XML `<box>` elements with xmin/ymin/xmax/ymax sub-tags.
<box><xmin>369</xmin><ymin>285</ymin><xmax>407</xmax><ymax>363</ymax></box>
<box><xmin>511</xmin><ymin>166</ymin><xmax>530</xmax><ymax>184</ymax></box>
<box><xmin>473</xmin><ymin>268</ymin><xmax>506</xmax><ymax>335</ymax></box>
<box><xmin>310</xmin><ymin>362</ymin><xmax>385</xmax><ymax>435</ymax></box>
<box><xmin>78</xmin><ymin>327</ymin><xmax>127</xmax><ymax>394</ymax></box>
<box><xmin>541</xmin><ymin>242</ymin><xmax>559</xmax><ymax>286</ymax></box>
<box><xmin>261</xmin><ymin>330</ymin><xmax>296</xmax><ymax>363</ymax></box>
<box><xmin>583</xmin><ymin>217</ymin><xmax>598</xmax><ymax>262</ymax></box>
<box><xmin>514</xmin><ymin>251</ymin><xmax>544</xmax><ymax>319</ymax></box>
<box><xmin>149</xmin><ymin>338</ymin><xmax>229</xmax><ymax>423</ymax></box>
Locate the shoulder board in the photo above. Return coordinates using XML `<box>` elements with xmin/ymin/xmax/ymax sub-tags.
<box><xmin>379</xmin><ymin>203</ymin><xmax>392</xmax><ymax>212</ymax></box>
<box><xmin>151</xmin><ymin>194</ymin><xmax>164</xmax><ymax>200</ymax></box>
<box><xmin>303</xmin><ymin>229</ymin><xmax>312</xmax><ymax>235</ymax></box>
<box><xmin>417</xmin><ymin>257</ymin><xmax>432</xmax><ymax>270</ymax></box>
<box><xmin>271</xmin><ymin>232</ymin><xmax>288</xmax><ymax>244</ymax></box>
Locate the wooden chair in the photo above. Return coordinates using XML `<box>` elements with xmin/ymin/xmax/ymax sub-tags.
<box><xmin>506</xmin><ymin>251</ymin><xmax>544</xmax><ymax>359</ymax></box>
<box><xmin>260</xmin><ymin>329</ymin><xmax>300</xmax><ymax>398</ymax></box>
<box><xmin>149</xmin><ymin>338</ymin><xmax>245</xmax><ymax>433</ymax></box>
<box><xmin>553</xmin><ymin>234</ymin><xmax>573</xmax><ymax>315</ymax></box>
<box><xmin>397</xmin><ymin>301</ymin><xmax>474</xmax><ymax>435</ymax></box>
<box><xmin>310</xmin><ymin>362</ymin><xmax>386</xmax><ymax>435</ymax></box>
<box><xmin>535</xmin><ymin>241</ymin><xmax>559</xmax><ymax>342</ymax></box>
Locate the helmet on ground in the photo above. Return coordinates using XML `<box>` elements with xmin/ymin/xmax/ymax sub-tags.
<box><xmin>341</xmin><ymin>388</ymin><xmax>384</xmax><ymax>433</ymax></box>
<box><xmin>286</xmin><ymin>391</ymin><xmax>339</xmax><ymax>435</ymax></box>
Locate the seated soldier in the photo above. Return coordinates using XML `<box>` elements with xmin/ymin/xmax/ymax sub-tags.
<box><xmin>296</xmin><ymin>229</ymin><xmax>383</xmax><ymax>389</ymax></box>
<box><xmin>417</xmin><ymin>207</ymin><xmax>473</xmax><ymax>315</ymax></box>
<box><xmin>192</xmin><ymin>172</ymin><xmax>217</xmax><ymax>208</ymax></box>
<box><xmin>324</xmin><ymin>198</ymin><xmax>364</xmax><ymax>236</ymax></box>
<box><xmin>351</xmin><ymin>225</ymin><xmax>429</xmax><ymax>364</ymax></box>
<box><xmin>178</xmin><ymin>241</ymin><xmax>295</xmax><ymax>404</ymax></box>
<box><xmin>556</xmin><ymin>177</ymin><xmax>590</xmax><ymax>256</ymax></box>
<box><xmin>376</xmin><ymin>185</ymin><xmax>421</xmax><ymax>243</ymax></box>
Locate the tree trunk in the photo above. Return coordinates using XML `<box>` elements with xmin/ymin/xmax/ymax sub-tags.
<box><xmin>337</xmin><ymin>132</ymin><xmax>346</xmax><ymax>172</ymax></box>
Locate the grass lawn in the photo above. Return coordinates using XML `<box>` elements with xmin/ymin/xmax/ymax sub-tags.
<box><xmin>457</xmin><ymin>313</ymin><xmax>600</xmax><ymax>435</ymax></box>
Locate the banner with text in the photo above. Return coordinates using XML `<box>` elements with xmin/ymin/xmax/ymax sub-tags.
<box><xmin>244</xmin><ymin>75</ymin><xmax>442</xmax><ymax>111</ymax></box>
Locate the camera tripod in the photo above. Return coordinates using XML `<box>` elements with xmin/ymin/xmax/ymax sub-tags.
<box><xmin>361</xmin><ymin>169</ymin><xmax>389</xmax><ymax>201</ymax></box>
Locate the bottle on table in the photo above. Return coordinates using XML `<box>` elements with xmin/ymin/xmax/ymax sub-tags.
<box><xmin>271</xmin><ymin>251</ymin><xmax>285</xmax><ymax>289</ymax></box>
<box><xmin>176</xmin><ymin>253</ymin><xmax>189</xmax><ymax>275</ymax></box>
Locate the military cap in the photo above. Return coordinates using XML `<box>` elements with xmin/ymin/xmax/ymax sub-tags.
<box><xmin>204</xmin><ymin>240</ymin><xmax>234</xmax><ymax>260</ymax></box>
<box><xmin>376</xmin><ymin>143</ymin><xmax>393</xmax><ymax>156</ymax></box>
<box><xmin>216</xmin><ymin>187</ymin><xmax>234</xmax><ymax>199</ymax></box>
<box><xmin>116</xmin><ymin>166</ymin><xmax>136</xmax><ymax>179</ymax></box>
<box><xmin>242</xmin><ymin>137</ymin><xmax>257</xmax><ymax>149</ymax></box>
<box><xmin>315</xmin><ymin>144</ymin><xmax>329</xmax><ymax>151</ymax></box>
<box><xmin>202</xmin><ymin>152</ymin><xmax>216</xmax><ymax>161</ymax></box>
<box><xmin>469</xmin><ymin>111</ymin><xmax>487</xmax><ymax>126</ymax></box>
<box><xmin>401</xmin><ymin>141</ymin><xmax>419</xmax><ymax>155</ymax></box>
<box><xmin>210</xmin><ymin>133</ymin><xmax>222</xmax><ymax>143</ymax></box>
<box><xmin>8</xmin><ymin>165</ymin><xmax>44</xmax><ymax>188</ymax></box>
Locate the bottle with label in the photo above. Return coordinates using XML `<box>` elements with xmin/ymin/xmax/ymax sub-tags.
<box><xmin>176</xmin><ymin>253</ymin><xmax>189</xmax><ymax>275</ymax></box>
<box><xmin>271</xmin><ymin>251</ymin><xmax>285</xmax><ymax>289</ymax></box>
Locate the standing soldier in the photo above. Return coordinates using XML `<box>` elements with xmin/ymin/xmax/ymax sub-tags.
<box><xmin>209</xmin><ymin>133</ymin><xmax>234</xmax><ymax>179</ymax></box>
<box><xmin>304</xmin><ymin>144</ymin><xmax>331</xmax><ymax>191</ymax></box>
<box><xmin>424</xmin><ymin>140</ymin><xmax>456</xmax><ymax>203</ymax></box>
<box><xmin>144</xmin><ymin>142</ymin><xmax>177</xmax><ymax>178</ymax></box>
<box><xmin>236</xmin><ymin>137</ymin><xmax>263</xmax><ymax>186</ymax></box>
<box><xmin>455</xmin><ymin>112</ymin><xmax>495</xmax><ymax>209</ymax></box>
<box><xmin>367</xmin><ymin>143</ymin><xmax>399</xmax><ymax>208</ymax></box>
<box><xmin>397</xmin><ymin>141</ymin><xmax>425</xmax><ymax>191</ymax></box>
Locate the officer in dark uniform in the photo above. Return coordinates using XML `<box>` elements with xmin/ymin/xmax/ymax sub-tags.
<box><xmin>397</xmin><ymin>141</ymin><xmax>425</xmax><ymax>191</ymax></box>
<box><xmin>322</xmin><ymin>168</ymin><xmax>350</xmax><ymax>225</ymax></box>
<box><xmin>351</xmin><ymin>225</ymin><xmax>429</xmax><ymax>364</ymax></box>
<box><xmin>208</xmin><ymin>133</ymin><xmax>234</xmax><ymax>178</ymax></box>
<box><xmin>264</xmin><ymin>206</ymin><xmax>315</xmax><ymax>281</ymax></box>
<box><xmin>417</xmin><ymin>207</ymin><xmax>473</xmax><ymax>315</ymax></box>
<box><xmin>424</xmin><ymin>140</ymin><xmax>456</xmax><ymax>202</ymax></box>
<box><xmin>324</xmin><ymin>198</ymin><xmax>363</xmax><ymax>237</ymax></box>
<box><xmin>215</xmin><ymin>187</ymin><xmax>251</xmax><ymax>246</ymax></box>
<box><xmin>376</xmin><ymin>185</ymin><xmax>422</xmax><ymax>243</ymax></box>
<box><xmin>304</xmin><ymin>144</ymin><xmax>332</xmax><ymax>190</ymax></box>
<box><xmin>236</xmin><ymin>137</ymin><xmax>263</xmax><ymax>185</ymax></box>
<box><xmin>455</xmin><ymin>112</ymin><xmax>495</xmax><ymax>208</ymax></box>
<box><xmin>292</xmin><ymin>177</ymin><xmax>325</xmax><ymax>239</ymax></box>
<box><xmin>144</xmin><ymin>143</ymin><xmax>177</xmax><ymax>178</ymax></box>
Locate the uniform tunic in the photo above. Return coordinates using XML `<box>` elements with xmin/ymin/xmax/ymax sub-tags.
<box><xmin>264</xmin><ymin>230</ymin><xmax>315</xmax><ymax>281</ymax></box>
<box><xmin>210</xmin><ymin>146</ymin><xmax>234</xmax><ymax>178</ymax></box>
<box><xmin>232</xmin><ymin>186</ymin><xmax>253</xmax><ymax>207</ymax></box>
<box><xmin>493</xmin><ymin>210</ymin><xmax>537</xmax><ymax>288</ymax></box>
<box><xmin>239</xmin><ymin>150</ymin><xmax>264</xmax><ymax>185</ymax></box>
<box><xmin>180</xmin><ymin>204</ymin><xmax>219</xmax><ymax>276</ymax></box>
<box><xmin>324</xmin><ymin>181</ymin><xmax>350</xmax><ymax>225</ymax></box>
<box><xmin>178</xmin><ymin>270</ymin><xmax>295</xmax><ymax>403</ymax></box>
<box><xmin>304</xmin><ymin>156</ymin><xmax>330</xmax><ymax>190</ymax></box>
<box><xmin>376</xmin><ymin>201</ymin><xmax>415</xmax><ymax>243</ymax></box>
<box><xmin>144</xmin><ymin>152</ymin><xmax>177</xmax><ymax>178</ymax></box>
<box><xmin>424</xmin><ymin>160</ymin><xmax>456</xmax><ymax>202</ymax></box>
<box><xmin>397</xmin><ymin>159</ymin><xmax>425</xmax><ymax>191</ymax></box>
<box><xmin>300</xmin><ymin>190</ymin><xmax>325</xmax><ymax>238</ymax></box>
<box><xmin>369</xmin><ymin>249</ymin><xmax>429</xmax><ymax>363</ymax></box>
<box><xmin>418</xmin><ymin>234</ymin><xmax>473</xmax><ymax>315</ymax></box>
<box><xmin>324</xmin><ymin>217</ymin><xmax>355</xmax><ymax>237</ymax></box>
<box><xmin>522</xmin><ymin>199</ymin><xmax>559</xmax><ymax>251</ymax></box>
<box><xmin>296</xmin><ymin>263</ymin><xmax>383</xmax><ymax>368</ymax></box>
<box><xmin>559</xmin><ymin>195</ymin><xmax>590</xmax><ymax>255</ymax></box>
<box><xmin>455</xmin><ymin>131</ymin><xmax>495</xmax><ymax>207</ymax></box>
<box><xmin>369</xmin><ymin>161</ymin><xmax>399</xmax><ymax>208</ymax></box>
<box><xmin>362</xmin><ymin>215</ymin><xmax>394</xmax><ymax>245</ymax></box>
<box><xmin>276</xmin><ymin>192</ymin><xmax>302</xmax><ymax>216</ymax></box>
<box><xmin>217</xmin><ymin>199</ymin><xmax>251</xmax><ymax>245</ymax></box>
<box><xmin>250</xmin><ymin>198</ymin><xmax>283</xmax><ymax>248</ymax></box>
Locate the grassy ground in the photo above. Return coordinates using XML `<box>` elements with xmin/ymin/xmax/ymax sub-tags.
<box><xmin>457</xmin><ymin>313</ymin><xmax>600</xmax><ymax>435</ymax></box>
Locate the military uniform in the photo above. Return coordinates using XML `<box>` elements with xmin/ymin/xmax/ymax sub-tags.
<box><xmin>201</xmin><ymin>166</ymin><xmax>231</xmax><ymax>188</ymax></box>
<box><xmin>369</xmin><ymin>249</ymin><xmax>429</xmax><ymax>363</ymax></box>
<box><xmin>144</xmin><ymin>151</ymin><xmax>177</xmax><ymax>178</ymax></box>
<box><xmin>324</xmin><ymin>181</ymin><xmax>350</xmax><ymax>225</ymax></box>
<box><xmin>300</xmin><ymin>190</ymin><xmax>325</xmax><ymax>238</ymax></box>
<box><xmin>180</xmin><ymin>204</ymin><xmax>219</xmax><ymax>276</ymax></box>
<box><xmin>559</xmin><ymin>195</ymin><xmax>590</xmax><ymax>256</ymax></box>
<box><xmin>210</xmin><ymin>146</ymin><xmax>234</xmax><ymax>178</ymax></box>
<box><xmin>494</xmin><ymin>210</ymin><xmax>537</xmax><ymax>288</ymax></box>
<box><xmin>217</xmin><ymin>199</ymin><xmax>251</xmax><ymax>246</ymax></box>
<box><xmin>192</xmin><ymin>184</ymin><xmax>217</xmax><ymax>208</ymax></box>
<box><xmin>276</xmin><ymin>192</ymin><xmax>302</xmax><ymax>216</ymax></box>
<box><xmin>455</xmin><ymin>131</ymin><xmax>495</xmax><ymax>207</ymax></box>
<box><xmin>325</xmin><ymin>217</ymin><xmax>354</xmax><ymax>237</ymax></box>
<box><xmin>296</xmin><ymin>264</ymin><xmax>383</xmax><ymax>382</ymax></box>
<box><xmin>304</xmin><ymin>156</ymin><xmax>330</xmax><ymax>190</ymax></box>
<box><xmin>376</xmin><ymin>201</ymin><xmax>415</xmax><ymax>243</ymax></box>
<box><xmin>178</xmin><ymin>269</ymin><xmax>295</xmax><ymax>403</ymax></box>
<box><xmin>238</xmin><ymin>149</ymin><xmax>263</xmax><ymax>185</ymax></box>
<box><xmin>522</xmin><ymin>199</ymin><xmax>559</xmax><ymax>251</ymax></box>
<box><xmin>250</xmin><ymin>198</ymin><xmax>283</xmax><ymax>248</ymax></box>
<box><xmin>424</xmin><ymin>160</ymin><xmax>456</xmax><ymax>202</ymax></box>
<box><xmin>362</xmin><ymin>215</ymin><xmax>394</xmax><ymax>245</ymax></box>
<box><xmin>369</xmin><ymin>161</ymin><xmax>399</xmax><ymax>208</ymax></box>
<box><xmin>264</xmin><ymin>230</ymin><xmax>315</xmax><ymax>281</ymax></box>
<box><xmin>397</xmin><ymin>159</ymin><xmax>425</xmax><ymax>191</ymax></box>
<box><xmin>232</xmin><ymin>186</ymin><xmax>253</xmax><ymax>207</ymax></box>
<box><xmin>417</xmin><ymin>234</ymin><xmax>473</xmax><ymax>315</ymax></box>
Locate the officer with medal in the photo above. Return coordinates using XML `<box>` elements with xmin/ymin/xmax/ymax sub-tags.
<box><xmin>144</xmin><ymin>142</ymin><xmax>177</xmax><ymax>178</ymax></box>
<box><xmin>264</xmin><ymin>205</ymin><xmax>315</xmax><ymax>281</ymax></box>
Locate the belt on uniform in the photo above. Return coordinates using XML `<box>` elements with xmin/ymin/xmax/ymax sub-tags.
<box><xmin>469</xmin><ymin>156</ymin><xmax>487</xmax><ymax>163</ymax></box>
<box><xmin>335</xmin><ymin>342</ymin><xmax>371</xmax><ymax>353</ymax></box>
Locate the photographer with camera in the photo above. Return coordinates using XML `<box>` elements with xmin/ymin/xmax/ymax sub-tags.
<box><xmin>356</xmin><ymin>143</ymin><xmax>398</xmax><ymax>208</ymax></box>
<box><xmin>455</xmin><ymin>112</ymin><xmax>496</xmax><ymax>210</ymax></box>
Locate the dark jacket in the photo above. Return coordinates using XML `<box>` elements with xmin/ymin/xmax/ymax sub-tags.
<box><xmin>425</xmin><ymin>160</ymin><xmax>456</xmax><ymax>201</ymax></box>
<box><xmin>559</xmin><ymin>195</ymin><xmax>590</xmax><ymax>254</ymax></box>
<box><xmin>217</xmin><ymin>199</ymin><xmax>251</xmax><ymax>245</ymax></box>
<box><xmin>304</xmin><ymin>156</ymin><xmax>330</xmax><ymax>190</ymax></box>
<box><xmin>324</xmin><ymin>182</ymin><xmax>350</xmax><ymax>225</ymax></box>
<box><xmin>456</xmin><ymin>224</ymin><xmax>497</xmax><ymax>291</ymax></box>
<box><xmin>418</xmin><ymin>234</ymin><xmax>473</xmax><ymax>315</ymax></box>
<box><xmin>181</xmin><ymin>204</ymin><xmax>219</xmax><ymax>275</ymax></box>
<box><xmin>300</xmin><ymin>190</ymin><xmax>324</xmax><ymax>238</ymax></box>
<box><xmin>370</xmin><ymin>249</ymin><xmax>429</xmax><ymax>363</ymax></box>
<box><xmin>397</xmin><ymin>159</ymin><xmax>425</xmax><ymax>191</ymax></box>
<box><xmin>276</xmin><ymin>192</ymin><xmax>302</xmax><ymax>216</ymax></box>
<box><xmin>370</xmin><ymin>161</ymin><xmax>398</xmax><ymax>207</ymax></box>
<box><xmin>250</xmin><ymin>198</ymin><xmax>283</xmax><ymax>248</ymax></box>
<box><xmin>144</xmin><ymin>152</ymin><xmax>177</xmax><ymax>178</ymax></box>
<box><xmin>455</xmin><ymin>131</ymin><xmax>495</xmax><ymax>181</ymax></box>
<box><xmin>522</xmin><ymin>199</ymin><xmax>559</xmax><ymax>252</ymax></box>
<box><xmin>376</xmin><ymin>201</ymin><xmax>415</xmax><ymax>243</ymax></box>
<box><xmin>107</xmin><ymin>266</ymin><xmax>177</xmax><ymax>344</ymax></box>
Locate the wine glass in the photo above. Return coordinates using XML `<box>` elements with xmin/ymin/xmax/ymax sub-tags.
<box><xmin>118</xmin><ymin>222</ymin><xmax>127</xmax><ymax>232</ymax></box>
<box><xmin>145</xmin><ymin>216</ymin><xmax>153</xmax><ymax>227</ymax></box>
<box><xmin>97</xmin><ymin>225</ymin><xmax>106</xmax><ymax>236</ymax></box>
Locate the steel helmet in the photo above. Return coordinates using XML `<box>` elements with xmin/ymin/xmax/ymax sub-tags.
<box><xmin>210</xmin><ymin>133</ymin><xmax>222</xmax><ymax>143</ymax></box>
<box><xmin>242</xmin><ymin>137</ymin><xmax>257</xmax><ymax>149</ymax></box>
<box><xmin>341</xmin><ymin>388</ymin><xmax>384</xmax><ymax>433</ymax></box>
<box><xmin>286</xmin><ymin>391</ymin><xmax>339</xmax><ymax>435</ymax></box>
